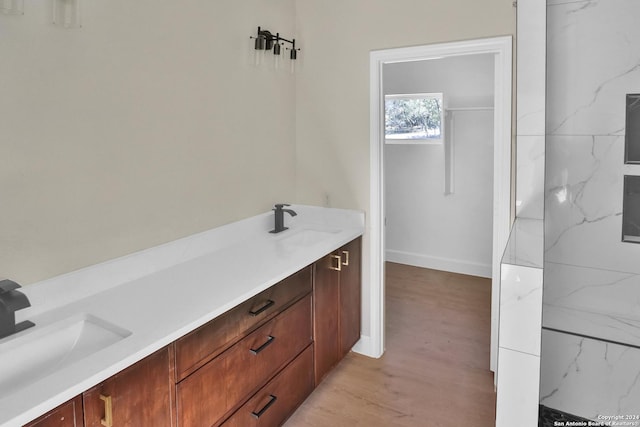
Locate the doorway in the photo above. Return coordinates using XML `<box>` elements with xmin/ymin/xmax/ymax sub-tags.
<box><xmin>365</xmin><ymin>37</ymin><xmax>512</xmax><ymax>372</ymax></box>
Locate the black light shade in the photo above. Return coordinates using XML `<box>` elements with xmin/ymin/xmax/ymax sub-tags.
<box><xmin>252</xmin><ymin>27</ymin><xmax>299</xmax><ymax>65</ymax></box>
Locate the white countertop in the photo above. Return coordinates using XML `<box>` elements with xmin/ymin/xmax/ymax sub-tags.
<box><xmin>0</xmin><ymin>205</ymin><xmax>365</xmax><ymax>427</ymax></box>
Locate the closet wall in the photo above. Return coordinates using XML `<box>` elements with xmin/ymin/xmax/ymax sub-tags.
<box><xmin>384</xmin><ymin>54</ymin><xmax>495</xmax><ymax>277</ymax></box>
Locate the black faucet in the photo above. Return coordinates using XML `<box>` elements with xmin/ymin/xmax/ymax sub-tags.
<box><xmin>0</xmin><ymin>279</ymin><xmax>35</xmax><ymax>339</ymax></box>
<box><xmin>270</xmin><ymin>203</ymin><xmax>297</xmax><ymax>233</ymax></box>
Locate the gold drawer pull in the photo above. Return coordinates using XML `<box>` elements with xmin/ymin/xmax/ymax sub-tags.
<box><xmin>341</xmin><ymin>250</ymin><xmax>350</xmax><ymax>266</ymax></box>
<box><xmin>329</xmin><ymin>254</ymin><xmax>342</xmax><ymax>271</ymax></box>
<box><xmin>99</xmin><ymin>394</ymin><xmax>113</xmax><ymax>427</ymax></box>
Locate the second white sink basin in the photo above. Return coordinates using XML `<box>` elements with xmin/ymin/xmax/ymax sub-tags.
<box><xmin>0</xmin><ymin>314</ymin><xmax>131</xmax><ymax>397</ymax></box>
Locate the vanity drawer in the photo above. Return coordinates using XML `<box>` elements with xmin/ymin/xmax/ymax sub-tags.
<box><xmin>221</xmin><ymin>344</ymin><xmax>313</xmax><ymax>427</ymax></box>
<box><xmin>176</xmin><ymin>294</ymin><xmax>312</xmax><ymax>427</ymax></box>
<box><xmin>175</xmin><ymin>266</ymin><xmax>312</xmax><ymax>379</ymax></box>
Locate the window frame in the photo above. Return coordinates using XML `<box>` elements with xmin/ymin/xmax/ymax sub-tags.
<box><xmin>384</xmin><ymin>92</ymin><xmax>444</xmax><ymax>145</ymax></box>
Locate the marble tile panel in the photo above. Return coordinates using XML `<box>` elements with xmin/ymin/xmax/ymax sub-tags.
<box><xmin>543</xmin><ymin>262</ymin><xmax>640</xmax><ymax>323</ymax></box>
<box><xmin>502</xmin><ymin>218</ymin><xmax>544</xmax><ymax>268</ymax></box>
<box><xmin>517</xmin><ymin>135</ymin><xmax>545</xmax><ymax>220</ymax></box>
<box><xmin>546</xmin><ymin>0</ymin><xmax>640</xmax><ymax>136</ymax></box>
<box><xmin>545</xmin><ymin>135</ymin><xmax>640</xmax><ymax>272</ymax></box>
<box><xmin>540</xmin><ymin>329</ymin><xmax>640</xmax><ymax>420</ymax></box>
<box><xmin>496</xmin><ymin>348</ymin><xmax>540</xmax><ymax>427</ymax></box>
<box><xmin>500</xmin><ymin>263</ymin><xmax>543</xmax><ymax>355</ymax></box>
<box><xmin>543</xmin><ymin>303</ymin><xmax>640</xmax><ymax>349</ymax></box>
<box><xmin>517</xmin><ymin>0</ymin><xmax>546</xmax><ymax>136</ymax></box>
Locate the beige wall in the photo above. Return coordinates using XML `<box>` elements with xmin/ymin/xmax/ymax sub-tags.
<box><xmin>294</xmin><ymin>0</ymin><xmax>516</xmax><ymax>337</ymax></box>
<box><xmin>1</xmin><ymin>0</ymin><xmax>296</xmax><ymax>284</ymax></box>
<box><xmin>2</xmin><ymin>1</ymin><xmax>515</xmax><ymax>310</ymax></box>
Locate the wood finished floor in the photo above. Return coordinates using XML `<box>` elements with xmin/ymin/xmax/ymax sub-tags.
<box><xmin>285</xmin><ymin>262</ymin><xmax>496</xmax><ymax>427</ymax></box>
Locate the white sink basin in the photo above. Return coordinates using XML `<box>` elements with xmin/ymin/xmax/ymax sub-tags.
<box><xmin>278</xmin><ymin>229</ymin><xmax>338</xmax><ymax>246</ymax></box>
<box><xmin>0</xmin><ymin>314</ymin><xmax>131</xmax><ymax>397</ymax></box>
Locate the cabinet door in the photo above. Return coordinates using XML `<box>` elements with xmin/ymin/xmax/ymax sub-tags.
<box><xmin>313</xmin><ymin>252</ymin><xmax>341</xmax><ymax>385</ymax></box>
<box><xmin>23</xmin><ymin>396</ymin><xmax>83</xmax><ymax>427</ymax></box>
<box><xmin>83</xmin><ymin>346</ymin><xmax>174</xmax><ymax>427</ymax></box>
<box><xmin>339</xmin><ymin>237</ymin><xmax>362</xmax><ymax>358</ymax></box>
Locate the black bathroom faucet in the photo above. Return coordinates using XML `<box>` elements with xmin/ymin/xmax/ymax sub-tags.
<box><xmin>270</xmin><ymin>203</ymin><xmax>297</xmax><ymax>233</ymax></box>
<box><xmin>0</xmin><ymin>279</ymin><xmax>35</xmax><ymax>339</ymax></box>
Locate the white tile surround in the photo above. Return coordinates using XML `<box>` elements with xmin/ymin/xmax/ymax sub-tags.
<box><xmin>545</xmin><ymin>135</ymin><xmax>640</xmax><ymax>273</ymax></box>
<box><xmin>496</xmin><ymin>219</ymin><xmax>544</xmax><ymax>427</ymax></box>
<box><xmin>501</xmin><ymin>218</ymin><xmax>544</xmax><ymax>269</ymax></box>
<box><xmin>540</xmin><ymin>329</ymin><xmax>640</xmax><ymax>421</ymax></box>
<box><xmin>495</xmin><ymin>0</ymin><xmax>546</xmax><ymax>425</ymax></box>
<box><xmin>517</xmin><ymin>135</ymin><xmax>546</xmax><ymax>220</ymax></box>
<box><xmin>515</xmin><ymin>0</ymin><xmax>546</xmax><ymax>220</ymax></box>
<box><xmin>541</xmin><ymin>0</ymin><xmax>640</xmax><ymax>420</ymax></box>
<box><xmin>500</xmin><ymin>264</ymin><xmax>543</xmax><ymax>356</ymax></box>
<box><xmin>497</xmin><ymin>347</ymin><xmax>541</xmax><ymax>425</ymax></box>
<box><xmin>544</xmin><ymin>262</ymin><xmax>640</xmax><ymax>342</ymax></box>
<box><xmin>546</xmin><ymin>0</ymin><xmax>640</xmax><ymax>137</ymax></box>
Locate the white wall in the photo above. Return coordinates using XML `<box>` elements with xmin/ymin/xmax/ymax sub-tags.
<box><xmin>384</xmin><ymin>55</ymin><xmax>495</xmax><ymax>109</ymax></box>
<box><xmin>295</xmin><ymin>0</ymin><xmax>516</xmax><ymax>341</ymax></box>
<box><xmin>384</xmin><ymin>55</ymin><xmax>495</xmax><ymax>277</ymax></box>
<box><xmin>0</xmin><ymin>0</ymin><xmax>296</xmax><ymax>284</ymax></box>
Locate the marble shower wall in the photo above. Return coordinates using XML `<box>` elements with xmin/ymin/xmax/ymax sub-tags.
<box><xmin>545</xmin><ymin>135</ymin><xmax>636</xmax><ymax>272</ymax></box>
<box><xmin>545</xmin><ymin>0</ymin><xmax>640</xmax><ymax>277</ymax></box>
<box><xmin>540</xmin><ymin>329</ymin><xmax>640</xmax><ymax>420</ymax></box>
<box><xmin>542</xmin><ymin>0</ymin><xmax>640</xmax><ymax>419</ymax></box>
<box><xmin>495</xmin><ymin>1</ymin><xmax>545</xmax><ymax>424</ymax></box>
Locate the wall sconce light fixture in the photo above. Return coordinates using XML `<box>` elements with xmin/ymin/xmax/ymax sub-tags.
<box><xmin>1</xmin><ymin>0</ymin><xmax>24</xmax><ymax>15</ymax></box>
<box><xmin>250</xmin><ymin>26</ymin><xmax>300</xmax><ymax>70</ymax></box>
<box><xmin>53</xmin><ymin>0</ymin><xmax>81</xmax><ymax>29</ymax></box>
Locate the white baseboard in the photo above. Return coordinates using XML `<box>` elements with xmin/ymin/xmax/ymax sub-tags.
<box><xmin>386</xmin><ymin>249</ymin><xmax>492</xmax><ymax>278</ymax></box>
<box><xmin>351</xmin><ymin>334</ymin><xmax>383</xmax><ymax>358</ymax></box>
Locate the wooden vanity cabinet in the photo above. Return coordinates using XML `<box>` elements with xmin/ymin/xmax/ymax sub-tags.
<box><xmin>21</xmin><ymin>237</ymin><xmax>362</xmax><ymax>427</ymax></box>
<box><xmin>176</xmin><ymin>295</ymin><xmax>312</xmax><ymax>426</ymax></box>
<box><xmin>27</xmin><ymin>346</ymin><xmax>174</xmax><ymax>427</ymax></box>
<box><xmin>339</xmin><ymin>237</ymin><xmax>362</xmax><ymax>358</ymax></box>
<box><xmin>83</xmin><ymin>346</ymin><xmax>175</xmax><ymax>427</ymax></box>
<box><xmin>221</xmin><ymin>345</ymin><xmax>314</xmax><ymax>427</ymax></box>
<box><xmin>313</xmin><ymin>251</ymin><xmax>341</xmax><ymax>383</ymax></box>
<box><xmin>314</xmin><ymin>237</ymin><xmax>362</xmax><ymax>384</ymax></box>
<box><xmin>23</xmin><ymin>396</ymin><xmax>83</xmax><ymax>427</ymax></box>
<box><xmin>174</xmin><ymin>267</ymin><xmax>312</xmax><ymax>381</ymax></box>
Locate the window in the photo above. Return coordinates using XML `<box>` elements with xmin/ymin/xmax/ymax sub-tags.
<box><xmin>385</xmin><ymin>93</ymin><xmax>443</xmax><ymax>144</ymax></box>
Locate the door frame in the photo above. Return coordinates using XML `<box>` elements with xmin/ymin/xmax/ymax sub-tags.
<box><xmin>363</xmin><ymin>36</ymin><xmax>512</xmax><ymax>372</ymax></box>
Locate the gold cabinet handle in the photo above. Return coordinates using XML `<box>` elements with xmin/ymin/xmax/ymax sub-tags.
<box><xmin>99</xmin><ymin>394</ymin><xmax>113</xmax><ymax>427</ymax></box>
<box><xmin>329</xmin><ymin>254</ymin><xmax>342</xmax><ymax>271</ymax></box>
<box><xmin>341</xmin><ymin>250</ymin><xmax>350</xmax><ymax>266</ymax></box>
